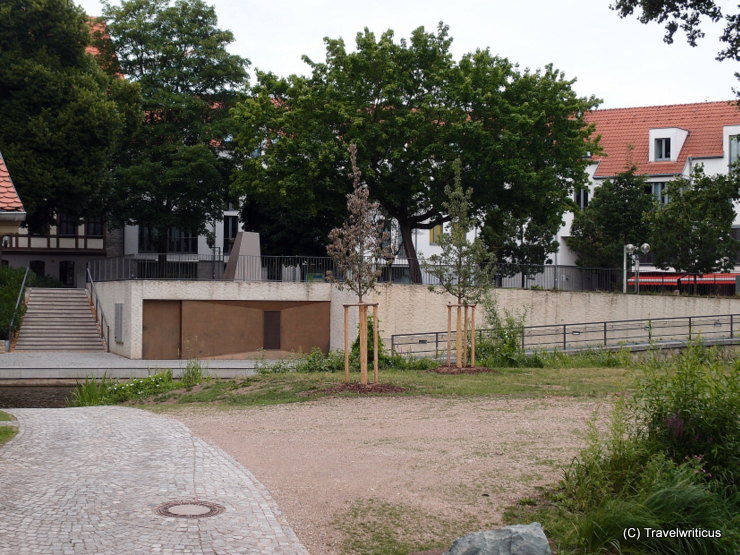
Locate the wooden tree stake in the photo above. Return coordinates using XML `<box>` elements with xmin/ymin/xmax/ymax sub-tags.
<box><xmin>471</xmin><ymin>305</ymin><xmax>476</xmax><ymax>368</ymax></box>
<box><xmin>359</xmin><ymin>303</ymin><xmax>368</xmax><ymax>385</ymax></box>
<box><xmin>372</xmin><ymin>304</ymin><xmax>379</xmax><ymax>384</ymax></box>
<box><xmin>455</xmin><ymin>305</ymin><xmax>462</xmax><ymax>369</ymax></box>
<box><xmin>447</xmin><ymin>304</ymin><xmax>452</xmax><ymax>367</ymax></box>
<box><xmin>344</xmin><ymin>305</ymin><xmax>350</xmax><ymax>384</ymax></box>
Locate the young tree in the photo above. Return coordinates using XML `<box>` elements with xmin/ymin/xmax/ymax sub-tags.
<box><xmin>0</xmin><ymin>0</ymin><xmax>140</xmax><ymax>230</ymax></box>
<box><xmin>569</xmin><ymin>168</ymin><xmax>655</xmax><ymax>268</ymax></box>
<box><xmin>649</xmin><ymin>166</ymin><xmax>739</xmax><ymax>275</ymax></box>
<box><xmin>327</xmin><ymin>144</ymin><xmax>394</xmax><ymax>385</ymax></box>
<box><xmin>423</xmin><ymin>160</ymin><xmax>493</xmax><ymax>368</ymax></box>
<box><xmin>101</xmin><ymin>0</ymin><xmax>249</xmax><ymax>253</ymax></box>
<box><xmin>233</xmin><ymin>25</ymin><xmax>599</xmax><ymax>282</ymax></box>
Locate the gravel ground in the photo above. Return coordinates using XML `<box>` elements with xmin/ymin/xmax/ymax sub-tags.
<box><xmin>172</xmin><ymin>396</ymin><xmax>609</xmax><ymax>554</ymax></box>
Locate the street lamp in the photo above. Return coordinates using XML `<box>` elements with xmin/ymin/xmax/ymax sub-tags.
<box><xmin>623</xmin><ymin>243</ymin><xmax>650</xmax><ymax>293</ymax></box>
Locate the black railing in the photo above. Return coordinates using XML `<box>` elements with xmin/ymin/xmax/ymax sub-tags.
<box><xmin>390</xmin><ymin>314</ymin><xmax>740</xmax><ymax>356</ymax></box>
<box><xmin>87</xmin><ymin>254</ymin><xmax>624</xmax><ymax>292</ymax></box>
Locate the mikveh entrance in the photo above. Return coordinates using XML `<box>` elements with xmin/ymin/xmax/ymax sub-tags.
<box><xmin>142</xmin><ymin>300</ymin><xmax>330</xmax><ymax>359</ymax></box>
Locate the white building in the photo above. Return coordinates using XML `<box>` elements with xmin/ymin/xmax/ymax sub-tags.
<box><xmin>556</xmin><ymin>100</ymin><xmax>740</xmax><ymax>268</ymax></box>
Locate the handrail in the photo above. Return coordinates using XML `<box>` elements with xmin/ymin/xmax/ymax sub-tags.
<box><xmin>86</xmin><ymin>266</ymin><xmax>110</xmax><ymax>352</ymax></box>
<box><xmin>5</xmin><ymin>266</ymin><xmax>31</xmax><ymax>351</ymax></box>
<box><xmin>391</xmin><ymin>313</ymin><xmax>740</xmax><ymax>355</ymax></box>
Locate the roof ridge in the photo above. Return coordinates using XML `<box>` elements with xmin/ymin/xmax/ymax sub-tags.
<box><xmin>591</xmin><ymin>100</ymin><xmax>738</xmax><ymax>113</ymax></box>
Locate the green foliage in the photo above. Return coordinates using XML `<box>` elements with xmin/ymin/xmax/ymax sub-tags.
<box><xmin>612</xmin><ymin>0</ymin><xmax>738</xmax><ymax>62</ymax></box>
<box><xmin>181</xmin><ymin>359</ymin><xmax>207</xmax><ymax>387</ymax></box>
<box><xmin>634</xmin><ymin>343</ymin><xmax>739</xmax><ymax>487</ymax></box>
<box><xmin>0</xmin><ymin>266</ymin><xmax>27</xmax><ymax>339</ymax></box>
<box><xmin>569</xmin><ymin>167</ymin><xmax>655</xmax><ymax>268</ymax></box>
<box><xmin>423</xmin><ymin>159</ymin><xmax>494</xmax><ymax>304</ymax></box>
<box><xmin>477</xmin><ymin>294</ymin><xmax>541</xmax><ymax>368</ymax></box>
<box><xmin>102</xmin><ymin>0</ymin><xmax>249</xmax><ymax>248</ymax></box>
<box><xmin>527</xmin><ymin>345</ymin><xmax>739</xmax><ymax>553</ymax></box>
<box><xmin>0</xmin><ymin>0</ymin><xmax>141</xmax><ymax>228</ymax></box>
<box><xmin>68</xmin><ymin>370</ymin><xmax>175</xmax><ymax>406</ymax></box>
<box><xmin>649</xmin><ymin>166</ymin><xmax>740</xmax><ymax>274</ymax></box>
<box><xmin>233</xmin><ymin>24</ymin><xmax>599</xmax><ymax>274</ymax></box>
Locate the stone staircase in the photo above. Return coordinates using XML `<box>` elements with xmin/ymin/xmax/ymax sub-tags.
<box><xmin>14</xmin><ymin>288</ymin><xmax>105</xmax><ymax>351</ymax></box>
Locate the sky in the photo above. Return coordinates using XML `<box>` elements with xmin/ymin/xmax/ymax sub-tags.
<box><xmin>74</xmin><ymin>0</ymin><xmax>739</xmax><ymax>109</ymax></box>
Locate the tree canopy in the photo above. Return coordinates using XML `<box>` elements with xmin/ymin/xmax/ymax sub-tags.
<box><xmin>649</xmin><ymin>166</ymin><xmax>739</xmax><ymax>274</ymax></box>
<box><xmin>101</xmin><ymin>0</ymin><xmax>249</xmax><ymax>251</ymax></box>
<box><xmin>0</xmin><ymin>0</ymin><xmax>140</xmax><ymax>230</ymax></box>
<box><xmin>612</xmin><ymin>0</ymin><xmax>739</xmax><ymax>61</ymax></box>
<box><xmin>568</xmin><ymin>168</ymin><xmax>655</xmax><ymax>268</ymax></box>
<box><xmin>232</xmin><ymin>24</ymin><xmax>599</xmax><ymax>281</ymax></box>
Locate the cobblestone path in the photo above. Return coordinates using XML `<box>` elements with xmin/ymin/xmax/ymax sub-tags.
<box><xmin>0</xmin><ymin>407</ymin><xmax>307</xmax><ymax>554</ymax></box>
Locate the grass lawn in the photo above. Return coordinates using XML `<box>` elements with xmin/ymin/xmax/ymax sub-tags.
<box><xmin>0</xmin><ymin>411</ymin><xmax>17</xmax><ymax>446</ymax></box>
<box><xmin>137</xmin><ymin>365</ymin><xmax>636</xmax><ymax>410</ymax></box>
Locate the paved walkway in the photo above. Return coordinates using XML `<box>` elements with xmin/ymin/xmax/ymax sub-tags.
<box><xmin>0</xmin><ymin>406</ymin><xmax>307</xmax><ymax>554</ymax></box>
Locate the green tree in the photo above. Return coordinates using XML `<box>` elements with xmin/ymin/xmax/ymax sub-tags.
<box><xmin>0</xmin><ymin>0</ymin><xmax>140</xmax><ymax>230</ymax></box>
<box><xmin>233</xmin><ymin>25</ymin><xmax>599</xmax><ymax>282</ymax></box>
<box><xmin>102</xmin><ymin>0</ymin><xmax>249</xmax><ymax>252</ymax></box>
<box><xmin>423</xmin><ymin>160</ymin><xmax>493</xmax><ymax>305</ymax></box>
<box><xmin>569</xmin><ymin>168</ymin><xmax>655</xmax><ymax>268</ymax></box>
<box><xmin>612</xmin><ymin>0</ymin><xmax>738</xmax><ymax>61</ymax></box>
<box><xmin>649</xmin><ymin>166</ymin><xmax>739</xmax><ymax>274</ymax></box>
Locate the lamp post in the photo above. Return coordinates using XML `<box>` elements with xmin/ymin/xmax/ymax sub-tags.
<box><xmin>623</xmin><ymin>243</ymin><xmax>650</xmax><ymax>294</ymax></box>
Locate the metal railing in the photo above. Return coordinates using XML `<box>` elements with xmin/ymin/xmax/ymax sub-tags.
<box><xmin>87</xmin><ymin>254</ymin><xmax>624</xmax><ymax>292</ymax></box>
<box><xmin>4</xmin><ymin>266</ymin><xmax>30</xmax><ymax>350</ymax></box>
<box><xmin>86</xmin><ymin>267</ymin><xmax>110</xmax><ymax>352</ymax></box>
<box><xmin>390</xmin><ymin>313</ymin><xmax>740</xmax><ymax>356</ymax></box>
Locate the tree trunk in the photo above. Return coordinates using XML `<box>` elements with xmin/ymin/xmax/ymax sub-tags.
<box><xmin>399</xmin><ymin>223</ymin><xmax>422</xmax><ymax>284</ymax></box>
<box><xmin>155</xmin><ymin>230</ymin><xmax>169</xmax><ymax>279</ymax></box>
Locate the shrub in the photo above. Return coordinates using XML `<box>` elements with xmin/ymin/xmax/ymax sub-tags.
<box><xmin>632</xmin><ymin>343</ymin><xmax>739</xmax><ymax>488</ymax></box>
<box><xmin>181</xmin><ymin>359</ymin><xmax>207</xmax><ymax>387</ymax></box>
<box><xmin>67</xmin><ymin>370</ymin><xmax>175</xmax><ymax>405</ymax></box>
<box><xmin>0</xmin><ymin>266</ymin><xmax>28</xmax><ymax>340</ymax></box>
<box><xmin>543</xmin><ymin>345</ymin><xmax>739</xmax><ymax>553</ymax></box>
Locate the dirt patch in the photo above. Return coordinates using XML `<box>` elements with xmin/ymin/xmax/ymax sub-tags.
<box><xmin>172</xmin><ymin>396</ymin><xmax>607</xmax><ymax>554</ymax></box>
<box><xmin>321</xmin><ymin>383</ymin><xmax>409</xmax><ymax>394</ymax></box>
<box><xmin>427</xmin><ymin>365</ymin><xmax>496</xmax><ymax>375</ymax></box>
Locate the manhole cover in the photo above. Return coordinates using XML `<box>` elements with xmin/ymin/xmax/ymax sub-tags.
<box><xmin>154</xmin><ymin>500</ymin><xmax>225</xmax><ymax>519</ymax></box>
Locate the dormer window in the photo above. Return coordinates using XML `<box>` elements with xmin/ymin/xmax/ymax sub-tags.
<box><xmin>655</xmin><ymin>138</ymin><xmax>671</xmax><ymax>161</ymax></box>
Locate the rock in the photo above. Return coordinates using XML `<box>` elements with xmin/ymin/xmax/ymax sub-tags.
<box><xmin>443</xmin><ymin>523</ymin><xmax>551</xmax><ymax>555</ymax></box>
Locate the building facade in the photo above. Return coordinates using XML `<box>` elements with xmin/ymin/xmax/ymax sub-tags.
<box><xmin>556</xmin><ymin>101</ymin><xmax>740</xmax><ymax>269</ymax></box>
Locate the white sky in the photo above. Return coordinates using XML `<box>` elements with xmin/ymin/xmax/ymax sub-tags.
<box><xmin>75</xmin><ymin>0</ymin><xmax>739</xmax><ymax>109</ymax></box>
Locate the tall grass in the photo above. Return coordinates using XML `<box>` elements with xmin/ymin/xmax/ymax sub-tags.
<box><xmin>526</xmin><ymin>344</ymin><xmax>739</xmax><ymax>553</ymax></box>
<box><xmin>181</xmin><ymin>359</ymin><xmax>207</xmax><ymax>387</ymax></box>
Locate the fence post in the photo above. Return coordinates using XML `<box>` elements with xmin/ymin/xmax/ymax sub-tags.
<box><xmin>603</xmin><ymin>321</ymin><xmax>607</xmax><ymax>346</ymax></box>
<box><xmin>391</xmin><ymin>334</ymin><xmax>396</xmax><ymax>355</ymax></box>
<box><xmin>563</xmin><ymin>324</ymin><xmax>567</xmax><ymax>350</ymax></box>
<box><xmin>731</xmin><ymin>315</ymin><xmax>734</xmax><ymax>339</ymax></box>
<box><xmin>688</xmin><ymin>317</ymin><xmax>692</xmax><ymax>340</ymax></box>
<box><xmin>435</xmin><ymin>332</ymin><xmax>439</xmax><ymax>358</ymax></box>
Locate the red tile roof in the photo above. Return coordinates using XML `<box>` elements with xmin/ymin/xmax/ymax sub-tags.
<box><xmin>585</xmin><ymin>101</ymin><xmax>740</xmax><ymax>178</ymax></box>
<box><xmin>0</xmin><ymin>153</ymin><xmax>25</xmax><ymax>213</ymax></box>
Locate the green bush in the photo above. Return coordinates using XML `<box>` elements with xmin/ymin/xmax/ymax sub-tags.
<box><xmin>539</xmin><ymin>345</ymin><xmax>739</xmax><ymax>553</ymax></box>
<box><xmin>68</xmin><ymin>370</ymin><xmax>175</xmax><ymax>406</ymax></box>
<box><xmin>633</xmin><ymin>343</ymin><xmax>739</xmax><ymax>488</ymax></box>
<box><xmin>181</xmin><ymin>359</ymin><xmax>207</xmax><ymax>387</ymax></box>
<box><xmin>0</xmin><ymin>266</ymin><xmax>28</xmax><ymax>340</ymax></box>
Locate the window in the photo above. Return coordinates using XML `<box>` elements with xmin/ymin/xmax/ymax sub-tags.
<box><xmin>429</xmin><ymin>224</ymin><xmax>443</xmax><ymax>245</ymax></box>
<box><xmin>85</xmin><ymin>216</ymin><xmax>104</xmax><ymax>237</ymax></box>
<box><xmin>574</xmin><ymin>188</ymin><xmax>589</xmax><ymax>210</ymax></box>
<box><xmin>647</xmin><ymin>182</ymin><xmax>669</xmax><ymax>204</ymax></box>
<box><xmin>730</xmin><ymin>135</ymin><xmax>740</xmax><ymax>166</ymax></box>
<box><xmin>57</xmin><ymin>213</ymin><xmax>78</xmax><ymax>237</ymax></box>
<box><xmin>138</xmin><ymin>227</ymin><xmax>197</xmax><ymax>253</ymax></box>
<box><xmin>655</xmin><ymin>138</ymin><xmax>671</xmax><ymax>161</ymax></box>
<box><xmin>223</xmin><ymin>215</ymin><xmax>239</xmax><ymax>254</ymax></box>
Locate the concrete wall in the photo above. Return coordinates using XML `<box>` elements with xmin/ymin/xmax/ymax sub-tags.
<box><xmin>95</xmin><ymin>280</ymin><xmax>740</xmax><ymax>359</ymax></box>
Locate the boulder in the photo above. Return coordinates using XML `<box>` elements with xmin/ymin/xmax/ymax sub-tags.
<box><xmin>443</xmin><ymin>523</ymin><xmax>551</xmax><ymax>555</ymax></box>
